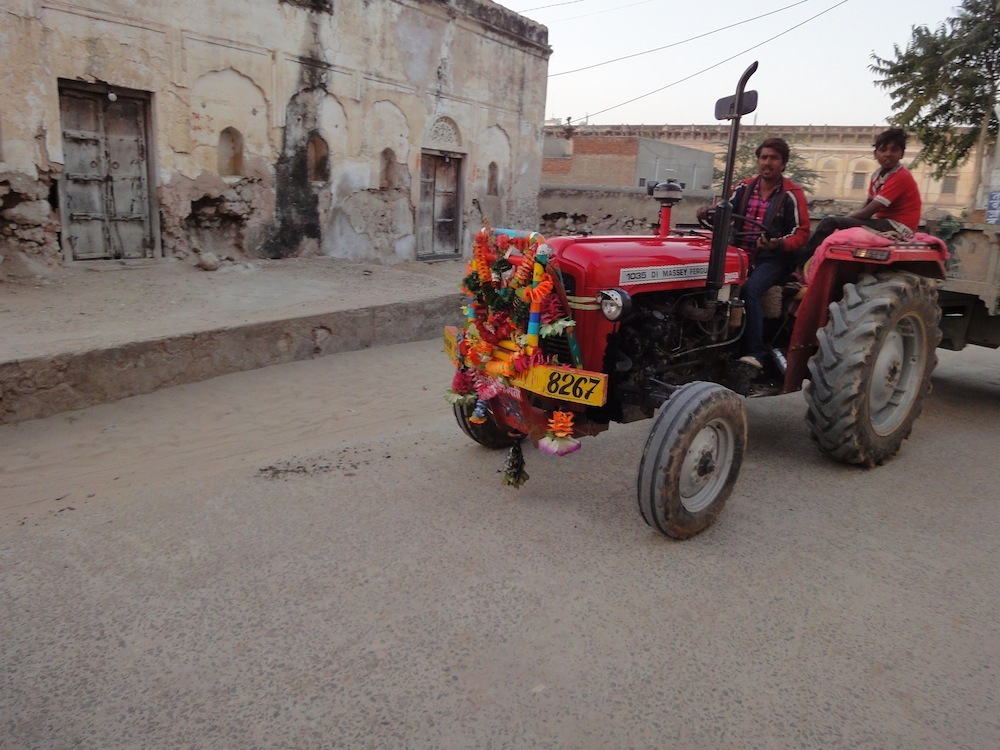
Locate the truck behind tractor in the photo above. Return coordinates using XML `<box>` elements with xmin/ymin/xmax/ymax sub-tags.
<box><xmin>444</xmin><ymin>62</ymin><xmax>964</xmax><ymax>539</ymax></box>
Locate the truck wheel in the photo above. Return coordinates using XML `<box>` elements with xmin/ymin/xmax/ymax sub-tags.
<box><xmin>638</xmin><ymin>382</ymin><xmax>747</xmax><ymax>539</ymax></box>
<box><xmin>453</xmin><ymin>401</ymin><xmax>517</xmax><ymax>450</ymax></box>
<box><xmin>805</xmin><ymin>272</ymin><xmax>941</xmax><ymax>467</ymax></box>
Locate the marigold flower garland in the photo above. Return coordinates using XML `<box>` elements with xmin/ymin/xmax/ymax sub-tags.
<box><xmin>538</xmin><ymin>411</ymin><xmax>581</xmax><ymax>456</ymax></box>
<box><xmin>448</xmin><ymin>220</ymin><xmax>580</xmax><ymax>486</ymax></box>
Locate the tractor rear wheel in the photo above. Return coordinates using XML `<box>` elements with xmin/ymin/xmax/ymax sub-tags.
<box><xmin>638</xmin><ymin>382</ymin><xmax>747</xmax><ymax>539</ymax></box>
<box><xmin>453</xmin><ymin>400</ymin><xmax>518</xmax><ymax>450</ymax></box>
<box><xmin>804</xmin><ymin>272</ymin><xmax>941</xmax><ymax>467</ymax></box>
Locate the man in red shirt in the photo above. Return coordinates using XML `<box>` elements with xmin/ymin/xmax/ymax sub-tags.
<box><xmin>799</xmin><ymin>127</ymin><xmax>922</xmax><ymax>258</ymax></box>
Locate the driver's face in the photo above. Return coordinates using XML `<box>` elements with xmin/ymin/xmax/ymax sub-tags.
<box><xmin>756</xmin><ymin>147</ymin><xmax>786</xmax><ymax>180</ymax></box>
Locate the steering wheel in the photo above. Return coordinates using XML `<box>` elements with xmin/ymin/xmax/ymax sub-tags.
<box><xmin>698</xmin><ymin>208</ymin><xmax>771</xmax><ymax>241</ymax></box>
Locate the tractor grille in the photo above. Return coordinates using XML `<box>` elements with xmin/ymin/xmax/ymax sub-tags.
<box><xmin>539</xmin><ymin>269</ymin><xmax>576</xmax><ymax>366</ymax></box>
<box><xmin>540</xmin><ymin>332</ymin><xmax>573</xmax><ymax>365</ymax></box>
<box><xmin>558</xmin><ymin>271</ymin><xmax>576</xmax><ymax>297</ymax></box>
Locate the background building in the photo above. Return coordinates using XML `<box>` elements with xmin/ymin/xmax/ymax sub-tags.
<box><xmin>542</xmin><ymin>129</ymin><xmax>714</xmax><ymax>195</ymax></box>
<box><xmin>0</xmin><ymin>0</ymin><xmax>549</xmax><ymax>272</ymax></box>
<box><xmin>545</xmin><ymin>124</ymin><xmax>978</xmax><ymax>219</ymax></box>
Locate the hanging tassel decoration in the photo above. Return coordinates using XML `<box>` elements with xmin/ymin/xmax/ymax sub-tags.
<box><xmin>469</xmin><ymin>398</ymin><xmax>489</xmax><ymax>425</ymax></box>
<box><xmin>501</xmin><ymin>440</ymin><xmax>529</xmax><ymax>488</ymax></box>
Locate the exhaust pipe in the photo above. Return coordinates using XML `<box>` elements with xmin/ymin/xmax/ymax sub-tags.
<box><xmin>707</xmin><ymin>61</ymin><xmax>759</xmax><ymax>304</ymax></box>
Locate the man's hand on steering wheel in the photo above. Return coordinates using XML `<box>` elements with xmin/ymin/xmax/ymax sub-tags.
<box><xmin>697</xmin><ymin>208</ymin><xmax>772</xmax><ymax>242</ymax></box>
<box><xmin>696</xmin><ymin>207</ymin><xmax>716</xmax><ymax>230</ymax></box>
<box><xmin>755</xmin><ymin>235</ymin><xmax>783</xmax><ymax>251</ymax></box>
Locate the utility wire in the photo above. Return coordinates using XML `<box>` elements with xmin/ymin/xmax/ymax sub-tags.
<box><xmin>555</xmin><ymin>0</ymin><xmax>656</xmax><ymax>23</ymax></box>
<box><xmin>519</xmin><ymin>0</ymin><xmax>586</xmax><ymax>11</ymax></box>
<box><xmin>568</xmin><ymin>0</ymin><xmax>849</xmax><ymax>124</ymax></box>
<box><xmin>550</xmin><ymin>0</ymin><xmax>810</xmax><ymax>77</ymax></box>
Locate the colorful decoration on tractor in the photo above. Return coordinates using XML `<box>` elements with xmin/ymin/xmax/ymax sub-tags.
<box><xmin>446</xmin><ymin>221</ymin><xmax>580</xmax><ymax>486</ymax></box>
<box><xmin>538</xmin><ymin>411</ymin><xmax>581</xmax><ymax>456</ymax></box>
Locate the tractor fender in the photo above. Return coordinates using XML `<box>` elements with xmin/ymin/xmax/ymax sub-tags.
<box><xmin>784</xmin><ymin>250</ymin><xmax>946</xmax><ymax>392</ymax></box>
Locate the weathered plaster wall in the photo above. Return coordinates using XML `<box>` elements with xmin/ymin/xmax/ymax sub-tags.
<box><xmin>0</xmin><ymin>0</ymin><xmax>549</xmax><ymax>274</ymax></box>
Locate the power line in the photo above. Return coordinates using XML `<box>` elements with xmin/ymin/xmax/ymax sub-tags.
<box><xmin>555</xmin><ymin>0</ymin><xmax>656</xmax><ymax>23</ymax></box>
<box><xmin>550</xmin><ymin>0</ymin><xmax>811</xmax><ymax>77</ymax></box>
<box><xmin>519</xmin><ymin>0</ymin><xmax>586</xmax><ymax>11</ymax></box>
<box><xmin>568</xmin><ymin>0</ymin><xmax>849</xmax><ymax>124</ymax></box>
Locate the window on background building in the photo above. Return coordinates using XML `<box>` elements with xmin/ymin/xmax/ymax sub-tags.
<box><xmin>638</xmin><ymin>177</ymin><xmax>646</xmax><ymax>187</ymax></box>
<box><xmin>307</xmin><ymin>132</ymin><xmax>329</xmax><ymax>182</ymax></box>
<box><xmin>818</xmin><ymin>159</ymin><xmax>839</xmax><ymax>194</ymax></box>
<box><xmin>218</xmin><ymin>127</ymin><xmax>244</xmax><ymax>176</ymax></box>
<box><xmin>941</xmin><ymin>174</ymin><xmax>958</xmax><ymax>194</ymax></box>
<box><xmin>487</xmin><ymin>162</ymin><xmax>499</xmax><ymax>196</ymax></box>
<box><xmin>851</xmin><ymin>171</ymin><xmax>867</xmax><ymax>190</ymax></box>
<box><xmin>380</xmin><ymin>148</ymin><xmax>398</xmax><ymax>189</ymax></box>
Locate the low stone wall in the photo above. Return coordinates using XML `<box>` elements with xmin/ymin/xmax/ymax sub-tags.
<box><xmin>0</xmin><ymin>296</ymin><xmax>457</xmax><ymax>424</ymax></box>
<box><xmin>539</xmin><ymin>185</ymin><xmax>714</xmax><ymax>236</ymax></box>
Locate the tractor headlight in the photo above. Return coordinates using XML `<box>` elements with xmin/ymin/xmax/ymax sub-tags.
<box><xmin>598</xmin><ymin>288</ymin><xmax>632</xmax><ymax>321</ymax></box>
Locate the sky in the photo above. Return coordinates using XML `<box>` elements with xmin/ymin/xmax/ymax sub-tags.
<box><xmin>502</xmin><ymin>0</ymin><xmax>963</xmax><ymax>127</ymax></box>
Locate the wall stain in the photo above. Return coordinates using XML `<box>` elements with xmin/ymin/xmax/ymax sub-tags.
<box><xmin>266</xmin><ymin>15</ymin><xmax>328</xmax><ymax>258</ymax></box>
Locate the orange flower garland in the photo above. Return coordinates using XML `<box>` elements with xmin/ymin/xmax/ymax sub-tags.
<box><xmin>538</xmin><ymin>410</ymin><xmax>581</xmax><ymax>456</ymax></box>
<box><xmin>548</xmin><ymin>411</ymin><xmax>575</xmax><ymax>437</ymax></box>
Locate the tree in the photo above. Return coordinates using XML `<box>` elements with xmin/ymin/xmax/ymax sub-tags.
<box><xmin>713</xmin><ymin>134</ymin><xmax>820</xmax><ymax>194</ymax></box>
<box><xmin>870</xmin><ymin>0</ymin><xmax>1000</xmax><ymax>207</ymax></box>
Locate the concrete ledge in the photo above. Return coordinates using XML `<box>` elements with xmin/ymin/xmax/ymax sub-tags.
<box><xmin>0</xmin><ymin>295</ymin><xmax>458</xmax><ymax>424</ymax></box>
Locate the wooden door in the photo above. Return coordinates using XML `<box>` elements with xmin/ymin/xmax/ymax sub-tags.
<box><xmin>417</xmin><ymin>152</ymin><xmax>461</xmax><ymax>259</ymax></box>
<box><xmin>59</xmin><ymin>87</ymin><xmax>153</xmax><ymax>261</ymax></box>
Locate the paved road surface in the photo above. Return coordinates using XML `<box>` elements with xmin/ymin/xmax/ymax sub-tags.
<box><xmin>2</xmin><ymin>341</ymin><xmax>999</xmax><ymax>748</ymax></box>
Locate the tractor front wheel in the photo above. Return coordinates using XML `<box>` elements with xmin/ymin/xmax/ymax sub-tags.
<box><xmin>453</xmin><ymin>400</ymin><xmax>518</xmax><ymax>450</ymax></box>
<box><xmin>804</xmin><ymin>272</ymin><xmax>941</xmax><ymax>467</ymax></box>
<box><xmin>638</xmin><ymin>382</ymin><xmax>747</xmax><ymax>539</ymax></box>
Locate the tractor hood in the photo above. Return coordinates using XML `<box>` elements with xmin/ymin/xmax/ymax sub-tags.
<box><xmin>546</xmin><ymin>234</ymin><xmax>748</xmax><ymax>295</ymax></box>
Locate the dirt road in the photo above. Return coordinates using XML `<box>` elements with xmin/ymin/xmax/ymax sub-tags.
<box><xmin>2</xmin><ymin>340</ymin><xmax>999</xmax><ymax>748</ymax></box>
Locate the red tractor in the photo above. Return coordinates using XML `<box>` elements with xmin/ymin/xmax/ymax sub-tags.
<box><xmin>444</xmin><ymin>63</ymin><xmax>949</xmax><ymax>539</ymax></box>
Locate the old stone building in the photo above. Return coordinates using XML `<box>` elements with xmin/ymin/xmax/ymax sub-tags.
<box><xmin>0</xmin><ymin>0</ymin><xmax>549</xmax><ymax>275</ymax></box>
<box><xmin>542</xmin><ymin>131</ymin><xmax>714</xmax><ymax>195</ymax></box>
<box><xmin>544</xmin><ymin>124</ymin><xmax>979</xmax><ymax>218</ymax></box>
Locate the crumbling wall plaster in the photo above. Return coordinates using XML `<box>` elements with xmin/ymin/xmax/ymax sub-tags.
<box><xmin>327</xmin><ymin>189</ymin><xmax>416</xmax><ymax>263</ymax></box>
<box><xmin>158</xmin><ymin>166</ymin><xmax>275</xmax><ymax>261</ymax></box>
<box><xmin>0</xmin><ymin>0</ymin><xmax>549</xmax><ymax>272</ymax></box>
<box><xmin>0</xmin><ymin>170</ymin><xmax>61</xmax><ymax>279</ymax></box>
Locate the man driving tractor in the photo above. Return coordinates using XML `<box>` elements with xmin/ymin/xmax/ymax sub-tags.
<box><xmin>696</xmin><ymin>137</ymin><xmax>810</xmax><ymax>370</ymax></box>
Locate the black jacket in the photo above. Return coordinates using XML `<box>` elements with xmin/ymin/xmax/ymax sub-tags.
<box><xmin>729</xmin><ymin>176</ymin><xmax>810</xmax><ymax>267</ymax></box>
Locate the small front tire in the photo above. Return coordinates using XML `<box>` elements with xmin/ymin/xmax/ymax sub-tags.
<box><xmin>453</xmin><ymin>400</ymin><xmax>517</xmax><ymax>450</ymax></box>
<box><xmin>638</xmin><ymin>382</ymin><xmax>747</xmax><ymax>539</ymax></box>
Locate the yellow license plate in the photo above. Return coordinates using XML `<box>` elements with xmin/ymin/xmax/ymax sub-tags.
<box><xmin>443</xmin><ymin>326</ymin><xmax>607</xmax><ymax>407</ymax></box>
<box><xmin>511</xmin><ymin>365</ymin><xmax>607</xmax><ymax>407</ymax></box>
<box><xmin>444</xmin><ymin>326</ymin><xmax>459</xmax><ymax>362</ymax></box>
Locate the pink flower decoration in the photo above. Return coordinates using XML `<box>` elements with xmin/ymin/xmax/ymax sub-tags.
<box><xmin>537</xmin><ymin>435</ymin><xmax>581</xmax><ymax>456</ymax></box>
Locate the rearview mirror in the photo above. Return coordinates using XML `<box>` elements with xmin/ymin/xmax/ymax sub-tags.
<box><xmin>715</xmin><ymin>90</ymin><xmax>758</xmax><ymax>120</ymax></box>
